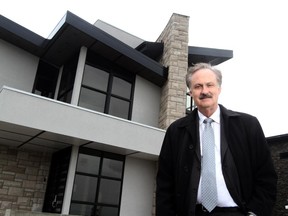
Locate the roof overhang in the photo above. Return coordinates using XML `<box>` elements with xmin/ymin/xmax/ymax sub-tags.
<box><xmin>0</xmin><ymin>12</ymin><xmax>167</xmax><ymax>86</ymax></box>
<box><xmin>133</xmin><ymin>43</ymin><xmax>233</xmax><ymax>67</ymax></box>
<box><xmin>266</xmin><ymin>134</ymin><xmax>288</xmax><ymax>145</ymax></box>
<box><xmin>135</xmin><ymin>41</ymin><xmax>164</xmax><ymax>62</ymax></box>
<box><xmin>188</xmin><ymin>46</ymin><xmax>233</xmax><ymax>65</ymax></box>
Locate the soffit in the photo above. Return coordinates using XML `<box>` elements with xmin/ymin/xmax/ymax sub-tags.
<box><xmin>0</xmin><ymin>121</ymin><xmax>78</xmax><ymax>153</ymax></box>
<box><xmin>188</xmin><ymin>46</ymin><xmax>233</xmax><ymax>65</ymax></box>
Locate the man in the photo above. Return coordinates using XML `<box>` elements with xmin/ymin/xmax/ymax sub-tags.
<box><xmin>156</xmin><ymin>63</ymin><xmax>277</xmax><ymax>216</ymax></box>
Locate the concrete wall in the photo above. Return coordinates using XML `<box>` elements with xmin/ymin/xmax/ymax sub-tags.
<box><xmin>132</xmin><ymin>75</ymin><xmax>161</xmax><ymax>128</ymax></box>
<box><xmin>120</xmin><ymin>157</ymin><xmax>156</xmax><ymax>216</ymax></box>
<box><xmin>0</xmin><ymin>39</ymin><xmax>38</xmax><ymax>92</ymax></box>
<box><xmin>0</xmin><ymin>145</ymin><xmax>51</xmax><ymax>216</ymax></box>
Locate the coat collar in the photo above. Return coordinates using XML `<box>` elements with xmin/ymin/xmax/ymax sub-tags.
<box><xmin>177</xmin><ymin>104</ymin><xmax>240</xmax><ymax>128</ymax></box>
<box><xmin>177</xmin><ymin>104</ymin><xmax>241</xmax><ymax>162</ymax></box>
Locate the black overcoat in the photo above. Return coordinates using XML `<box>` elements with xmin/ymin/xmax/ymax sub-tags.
<box><xmin>156</xmin><ymin>105</ymin><xmax>277</xmax><ymax>216</ymax></box>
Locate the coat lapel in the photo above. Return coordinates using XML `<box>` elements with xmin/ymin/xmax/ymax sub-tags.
<box><xmin>181</xmin><ymin>110</ymin><xmax>201</xmax><ymax>161</ymax></box>
<box><xmin>220</xmin><ymin>115</ymin><xmax>228</xmax><ymax>163</ymax></box>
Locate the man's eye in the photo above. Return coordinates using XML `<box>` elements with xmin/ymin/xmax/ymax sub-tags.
<box><xmin>207</xmin><ymin>83</ymin><xmax>214</xmax><ymax>87</ymax></box>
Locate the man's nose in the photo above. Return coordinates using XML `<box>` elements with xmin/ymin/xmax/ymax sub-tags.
<box><xmin>201</xmin><ymin>85</ymin><xmax>209</xmax><ymax>93</ymax></box>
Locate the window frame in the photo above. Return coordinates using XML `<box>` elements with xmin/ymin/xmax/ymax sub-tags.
<box><xmin>32</xmin><ymin>60</ymin><xmax>59</xmax><ymax>99</ymax></box>
<box><xmin>70</xmin><ymin>147</ymin><xmax>125</xmax><ymax>216</ymax></box>
<box><xmin>79</xmin><ymin>51</ymin><xmax>135</xmax><ymax>120</ymax></box>
<box><xmin>186</xmin><ymin>90</ymin><xmax>196</xmax><ymax>115</ymax></box>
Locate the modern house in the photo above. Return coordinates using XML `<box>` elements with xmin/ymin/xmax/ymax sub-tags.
<box><xmin>0</xmin><ymin>11</ymin><xmax>233</xmax><ymax>216</ymax></box>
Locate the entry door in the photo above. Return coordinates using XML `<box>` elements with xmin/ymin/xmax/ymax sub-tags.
<box><xmin>43</xmin><ymin>147</ymin><xmax>72</xmax><ymax>213</ymax></box>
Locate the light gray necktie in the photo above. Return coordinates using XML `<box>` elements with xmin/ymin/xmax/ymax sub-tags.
<box><xmin>201</xmin><ymin>118</ymin><xmax>217</xmax><ymax>212</ymax></box>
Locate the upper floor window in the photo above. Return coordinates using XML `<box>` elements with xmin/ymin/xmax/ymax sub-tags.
<box><xmin>57</xmin><ymin>55</ymin><xmax>78</xmax><ymax>103</ymax></box>
<box><xmin>34</xmin><ymin>52</ymin><xmax>134</xmax><ymax>120</ymax></box>
<box><xmin>78</xmin><ymin>52</ymin><xmax>135</xmax><ymax>120</ymax></box>
<box><xmin>33</xmin><ymin>60</ymin><xmax>59</xmax><ymax>98</ymax></box>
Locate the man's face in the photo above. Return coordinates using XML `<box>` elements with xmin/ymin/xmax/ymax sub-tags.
<box><xmin>189</xmin><ymin>68</ymin><xmax>221</xmax><ymax>112</ymax></box>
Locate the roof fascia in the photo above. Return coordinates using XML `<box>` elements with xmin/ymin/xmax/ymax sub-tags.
<box><xmin>188</xmin><ymin>46</ymin><xmax>233</xmax><ymax>65</ymax></box>
<box><xmin>62</xmin><ymin>11</ymin><xmax>166</xmax><ymax>78</ymax></box>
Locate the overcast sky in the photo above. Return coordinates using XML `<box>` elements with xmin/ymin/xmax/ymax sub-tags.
<box><xmin>1</xmin><ymin>0</ymin><xmax>287</xmax><ymax>137</ymax></box>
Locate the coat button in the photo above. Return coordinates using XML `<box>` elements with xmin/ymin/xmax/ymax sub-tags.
<box><xmin>188</xmin><ymin>145</ymin><xmax>193</xmax><ymax>149</ymax></box>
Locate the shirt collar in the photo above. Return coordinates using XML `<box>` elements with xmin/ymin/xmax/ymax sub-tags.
<box><xmin>198</xmin><ymin>105</ymin><xmax>221</xmax><ymax>124</ymax></box>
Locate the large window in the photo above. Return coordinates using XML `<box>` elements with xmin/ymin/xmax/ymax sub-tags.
<box><xmin>78</xmin><ymin>52</ymin><xmax>135</xmax><ymax>120</ymax></box>
<box><xmin>70</xmin><ymin>148</ymin><xmax>125</xmax><ymax>216</ymax></box>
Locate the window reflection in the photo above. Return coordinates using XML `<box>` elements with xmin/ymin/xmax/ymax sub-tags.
<box><xmin>79</xmin><ymin>88</ymin><xmax>106</xmax><ymax>112</ymax></box>
<box><xmin>97</xmin><ymin>206</ymin><xmax>118</xmax><ymax>216</ymax></box>
<box><xmin>70</xmin><ymin>203</ymin><xmax>94</xmax><ymax>216</ymax></box>
<box><xmin>111</xmin><ymin>77</ymin><xmax>131</xmax><ymax>99</ymax></box>
<box><xmin>102</xmin><ymin>158</ymin><xmax>123</xmax><ymax>178</ymax></box>
<box><xmin>76</xmin><ymin>154</ymin><xmax>100</xmax><ymax>174</ymax></box>
<box><xmin>82</xmin><ymin>65</ymin><xmax>109</xmax><ymax>91</ymax></box>
<box><xmin>98</xmin><ymin>179</ymin><xmax>121</xmax><ymax>205</ymax></box>
<box><xmin>72</xmin><ymin>175</ymin><xmax>97</xmax><ymax>202</ymax></box>
<box><xmin>109</xmin><ymin>97</ymin><xmax>129</xmax><ymax>119</ymax></box>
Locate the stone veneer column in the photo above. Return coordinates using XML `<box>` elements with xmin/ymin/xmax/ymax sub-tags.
<box><xmin>152</xmin><ymin>13</ymin><xmax>190</xmax><ymax>216</ymax></box>
<box><xmin>157</xmin><ymin>13</ymin><xmax>189</xmax><ymax>130</ymax></box>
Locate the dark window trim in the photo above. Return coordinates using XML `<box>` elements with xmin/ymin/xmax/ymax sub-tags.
<box><xmin>186</xmin><ymin>92</ymin><xmax>196</xmax><ymax>115</ymax></box>
<box><xmin>80</xmin><ymin>51</ymin><xmax>135</xmax><ymax>120</ymax></box>
<box><xmin>33</xmin><ymin>59</ymin><xmax>59</xmax><ymax>99</ymax></box>
<box><xmin>70</xmin><ymin>147</ymin><xmax>125</xmax><ymax>216</ymax></box>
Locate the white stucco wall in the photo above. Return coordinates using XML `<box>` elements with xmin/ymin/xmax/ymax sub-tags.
<box><xmin>132</xmin><ymin>75</ymin><xmax>161</xmax><ymax>128</ymax></box>
<box><xmin>120</xmin><ymin>156</ymin><xmax>156</xmax><ymax>216</ymax></box>
<box><xmin>0</xmin><ymin>39</ymin><xmax>38</xmax><ymax>92</ymax></box>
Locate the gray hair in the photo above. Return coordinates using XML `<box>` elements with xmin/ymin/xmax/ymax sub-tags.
<box><xmin>186</xmin><ymin>62</ymin><xmax>222</xmax><ymax>89</ymax></box>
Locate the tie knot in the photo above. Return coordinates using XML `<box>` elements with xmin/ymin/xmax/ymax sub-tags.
<box><xmin>204</xmin><ymin>118</ymin><xmax>213</xmax><ymax>124</ymax></box>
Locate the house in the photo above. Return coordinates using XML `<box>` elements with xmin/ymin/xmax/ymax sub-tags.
<box><xmin>0</xmin><ymin>11</ymin><xmax>232</xmax><ymax>216</ymax></box>
<box><xmin>267</xmin><ymin>134</ymin><xmax>288</xmax><ymax>216</ymax></box>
